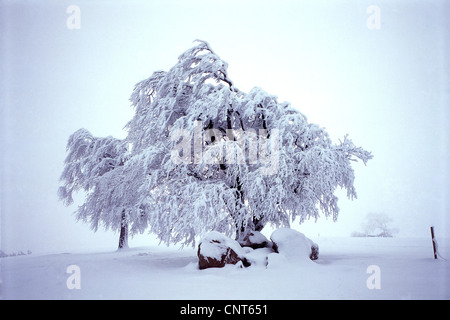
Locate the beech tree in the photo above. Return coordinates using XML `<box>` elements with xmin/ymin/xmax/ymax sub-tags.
<box><xmin>59</xmin><ymin>40</ymin><xmax>372</xmax><ymax>248</ymax></box>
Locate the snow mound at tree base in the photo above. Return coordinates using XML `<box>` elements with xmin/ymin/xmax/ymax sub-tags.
<box><xmin>270</xmin><ymin>228</ymin><xmax>319</xmax><ymax>264</ymax></box>
<box><xmin>238</xmin><ymin>231</ymin><xmax>272</xmax><ymax>249</ymax></box>
<box><xmin>198</xmin><ymin>229</ymin><xmax>319</xmax><ymax>269</ymax></box>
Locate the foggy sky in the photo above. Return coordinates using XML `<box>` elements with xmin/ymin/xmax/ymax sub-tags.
<box><xmin>1</xmin><ymin>0</ymin><xmax>449</xmax><ymax>254</ymax></box>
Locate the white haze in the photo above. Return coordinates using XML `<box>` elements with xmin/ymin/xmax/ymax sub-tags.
<box><xmin>1</xmin><ymin>0</ymin><xmax>449</xmax><ymax>254</ymax></box>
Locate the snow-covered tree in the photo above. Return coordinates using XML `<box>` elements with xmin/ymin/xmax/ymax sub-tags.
<box><xmin>58</xmin><ymin>129</ymin><xmax>149</xmax><ymax>248</ymax></box>
<box><xmin>59</xmin><ymin>40</ymin><xmax>372</xmax><ymax>248</ymax></box>
<box><xmin>124</xmin><ymin>40</ymin><xmax>373</xmax><ymax>246</ymax></box>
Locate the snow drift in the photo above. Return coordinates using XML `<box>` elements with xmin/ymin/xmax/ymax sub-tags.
<box><xmin>1</xmin><ymin>236</ymin><xmax>448</xmax><ymax>299</ymax></box>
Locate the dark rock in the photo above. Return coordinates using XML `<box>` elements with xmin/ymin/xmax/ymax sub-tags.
<box><xmin>309</xmin><ymin>241</ymin><xmax>319</xmax><ymax>260</ymax></box>
<box><xmin>238</xmin><ymin>231</ymin><xmax>272</xmax><ymax>249</ymax></box>
<box><xmin>198</xmin><ymin>231</ymin><xmax>250</xmax><ymax>269</ymax></box>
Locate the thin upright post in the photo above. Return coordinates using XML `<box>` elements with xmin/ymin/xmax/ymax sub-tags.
<box><xmin>430</xmin><ymin>226</ymin><xmax>437</xmax><ymax>259</ymax></box>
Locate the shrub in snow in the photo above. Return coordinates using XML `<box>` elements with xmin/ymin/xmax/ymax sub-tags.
<box><xmin>0</xmin><ymin>250</ymin><xmax>32</xmax><ymax>258</ymax></box>
<box><xmin>270</xmin><ymin>228</ymin><xmax>319</xmax><ymax>262</ymax></box>
<box><xmin>197</xmin><ymin>231</ymin><xmax>250</xmax><ymax>269</ymax></box>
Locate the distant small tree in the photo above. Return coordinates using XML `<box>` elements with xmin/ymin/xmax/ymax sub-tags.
<box><xmin>352</xmin><ymin>212</ymin><xmax>398</xmax><ymax>237</ymax></box>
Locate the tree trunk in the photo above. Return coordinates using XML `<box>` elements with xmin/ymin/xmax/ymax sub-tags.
<box><xmin>225</xmin><ymin>108</ymin><xmax>267</xmax><ymax>240</ymax></box>
<box><xmin>118</xmin><ymin>210</ymin><xmax>128</xmax><ymax>249</ymax></box>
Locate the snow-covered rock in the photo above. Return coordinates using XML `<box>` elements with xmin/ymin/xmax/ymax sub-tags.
<box><xmin>238</xmin><ymin>231</ymin><xmax>272</xmax><ymax>249</ymax></box>
<box><xmin>198</xmin><ymin>229</ymin><xmax>318</xmax><ymax>269</ymax></box>
<box><xmin>309</xmin><ymin>240</ymin><xmax>319</xmax><ymax>260</ymax></box>
<box><xmin>244</xmin><ymin>247</ymin><xmax>275</xmax><ymax>267</ymax></box>
<box><xmin>270</xmin><ymin>228</ymin><xmax>319</xmax><ymax>263</ymax></box>
<box><xmin>197</xmin><ymin>231</ymin><xmax>250</xmax><ymax>269</ymax></box>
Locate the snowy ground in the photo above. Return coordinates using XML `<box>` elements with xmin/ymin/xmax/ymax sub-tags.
<box><xmin>1</xmin><ymin>236</ymin><xmax>448</xmax><ymax>300</ymax></box>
